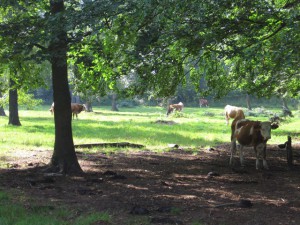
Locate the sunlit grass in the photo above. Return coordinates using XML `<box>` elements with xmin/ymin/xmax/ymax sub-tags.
<box><xmin>0</xmin><ymin>105</ymin><xmax>299</xmax><ymax>225</ymax></box>
<box><xmin>0</xmin><ymin>105</ymin><xmax>299</xmax><ymax>155</ymax></box>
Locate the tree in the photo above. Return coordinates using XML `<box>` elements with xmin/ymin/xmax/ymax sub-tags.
<box><xmin>1</xmin><ymin>0</ymin><xmax>299</xmax><ymax>175</ymax></box>
<box><xmin>111</xmin><ymin>93</ymin><xmax>119</xmax><ymax>111</ymax></box>
<box><xmin>117</xmin><ymin>0</ymin><xmax>299</xmax><ymax>98</ymax></box>
<box><xmin>48</xmin><ymin>0</ymin><xmax>82</xmax><ymax>174</ymax></box>
<box><xmin>8</xmin><ymin>76</ymin><xmax>21</xmax><ymax>126</ymax></box>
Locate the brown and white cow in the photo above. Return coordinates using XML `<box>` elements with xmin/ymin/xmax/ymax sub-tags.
<box><xmin>49</xmin><ymin>102</ymin><xmax>55</xmax><ymax>114</ymax></box>
<box><xmin>166</xmin><ymin>102</ymin><xmax>184</xmax><ymax>116</ymax></box>
<box><xmin>71</xmin><ymin>103</ymin><xmax>87</xmax><ymax>119</ymax></box>
<box><xmin>230</xmin><ymin>118</ymin><xmax>278</xmax><ymax>170</ymax></box>
<box><xmin>224</xmin><ymin>105</ymin><xmax>245</xmax><ymax>125</ymax></box>
<box><xmin>49</xmin><ymin>102</ymin><xmax>87</xmax><ymax>119</ymax></box>
<box><xmin>199</xmin><ymin>98</ymin><xmax>209</xmax><ymax>107</ymax></box>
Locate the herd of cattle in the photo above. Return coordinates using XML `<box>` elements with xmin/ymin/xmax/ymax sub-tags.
<box><xmin>49</xmin><ymin>100</ymin><xmax>279</xmax><ymax>170</ymax></box>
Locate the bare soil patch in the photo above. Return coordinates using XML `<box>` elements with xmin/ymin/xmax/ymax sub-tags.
<box><xmin>1</xmin><ymin>144</ymin><xmax>300</xmax><ymax>225</ymax></box>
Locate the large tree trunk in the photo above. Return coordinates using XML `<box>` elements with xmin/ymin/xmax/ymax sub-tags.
<box><xmin>0</xmin><ymin>93</ymin><xmax>6</xmax><ymax>116</ymax></box>
<box><xmin>48</xmin><ymin>0</ymin><xmax>82</xmax><ymax>175</ymax></box>
<box><xmin>8</xmin><ymin>78</ymin><xmax>21</xmax><ymax>126</ymax></box>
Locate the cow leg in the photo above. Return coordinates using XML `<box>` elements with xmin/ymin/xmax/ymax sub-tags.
<box><xmin>238</xmin><ymin>145</ymin><xmax>245</xmax><ymax>167</ymax></box>
<box><xmin>255</xmin><ymin>143</ymin><xmax>268</xmax><ymax>170</ymax></box>
<box><xmin>225</xmin><ymin>114</ymin><xmax>229</xmax><ymax>125</ymax></box>
<box><xmin>230</xmin><ymin>140</ymin><xmax>237</xmax><ymax>166</ymax></box>
<box><xmin>262</xmin><ymin>145</ymin><xmax>269</xmax><ymax>170</ymax></box>
<box><xmin>253</xmin><ymin>147</ymin><xmax>260</xmax><ymax>170</ymax></box>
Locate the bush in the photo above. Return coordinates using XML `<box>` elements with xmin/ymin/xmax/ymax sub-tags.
<box><xmin>18</xmin><ymin>92</ymin><xmax>43</xmax><ymax>110</ymax></box>
<box><xmin>202</xmin><ymin>111</ymin><xmax>215</xmax><ymax>117</ymax></box>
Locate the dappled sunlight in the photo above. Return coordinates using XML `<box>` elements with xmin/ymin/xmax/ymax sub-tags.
<box><xmin>1</xmin><ymin>106</ymin><xmax>299</xmax><ymax>153</ymax></box>
<box><xmin>1</xmin><ymin>142</ymin><xmax>300</xmax><ymax>224</ymax></box>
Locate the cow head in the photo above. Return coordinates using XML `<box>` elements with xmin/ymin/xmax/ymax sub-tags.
<box><xmin>259</xmin><ymin>122</ymin><xmax>278</xmax><ymax>141</ymax></box>
<box><xmin>82</xmin><ymin>104</ymin><xmax>88</xmax><ymax>112</ymax></box>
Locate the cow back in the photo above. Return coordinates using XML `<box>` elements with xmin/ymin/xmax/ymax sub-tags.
<box><xmin>233</xmin><ymin>119</ymin><xmax>270</xmax><ymax>147</ymax></box>
<box><xmin>71</xmin><ymin>103</ymin><xmax>84</xmax><ymax>113</ymax></box>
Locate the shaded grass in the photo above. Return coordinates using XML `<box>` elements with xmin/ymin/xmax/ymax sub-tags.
<box><xmin>0</xmin><ymin>190</ymin><xmax>111</xmax><ymax>225</ymax></box>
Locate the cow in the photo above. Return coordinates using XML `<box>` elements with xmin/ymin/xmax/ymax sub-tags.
<box><xmin>166</xmin><ymin>102</ymin><xmax>184</xmax><ymax>116</ymax></box>
<box><xmin>224</xmin><ymin>105</ymin><xmax>245</xmax><ymax>125</ymax></box>
<box><xmin>199</xmin><ymin>98</ymin><xmax>209</xmax><ymax>107</ymax></box>
<box><xmin>49</xmin><ymin>102</ymin><xmax>55</xmax><ymax>114</ymax></box>
<box><xmin>230</xmin><ymin>118</ymin><xmax>279</xmax><ymax>170</ymax></box>
<box><xmin>49</xmin><ymin>102</ymin><xmax>87</xmax><ymax>119</ymax></box>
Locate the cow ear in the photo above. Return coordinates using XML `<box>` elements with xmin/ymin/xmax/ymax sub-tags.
<box><xmin>271</xmin><ymin>123</ymin><xmax>279</xmax><ymax>130</ymax></box>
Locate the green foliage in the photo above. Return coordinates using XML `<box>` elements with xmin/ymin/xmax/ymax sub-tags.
<box><xmin>1</xmin><ymin>0</ymin><xmax>299</xmax><ymax>101</ymax></box>
<box><xmin>0</xmin><ymin>90</ymin><xmax>43</xmax><ymax>109</ymax></box>
<box><xmin>18</xmin><ymin>92</ymin><xmax>43</xmax><ymax>110</ymax></box>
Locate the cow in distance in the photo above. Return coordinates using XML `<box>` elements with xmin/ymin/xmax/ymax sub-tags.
<box><xmin>199</xmin><ymin>98</ymin><xmax>209</xmax><ymax>107</ymax></box>
<box><xmin>166</xmin><ymin>102</ymin><xmax>184</xmax><ymax>116</ymax></box>
<box><xmin>49</xmin><ymin>102</ymin><xmax>87</xmax><ymax>119</ymax></box>
<box><xmin>224</xmin><ymin>105</ymin><xmax>245</xmax><ymax>125</ymax></box>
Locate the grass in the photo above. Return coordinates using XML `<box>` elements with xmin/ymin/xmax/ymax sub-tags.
<box><xmin>0</xmin><ymin>190</ymin><xmax>111</xmax><ymax>225</ymax></box>
<box><xmin>0</xmin><ymin>105</ymin><xmax>299</xmax><ymax>154</ymax></box>
<box><xmin>0</xmin><ymin>105</ymin><xmax>299</xmax><ymax>225</ymax></box>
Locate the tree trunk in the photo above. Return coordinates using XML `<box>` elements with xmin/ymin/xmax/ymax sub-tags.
<box><xmin>282</xmin><ymin>97</ymin><xmax>289</xmax><ymax>109</ymax></box>
<box><xmin>48</xmin><ymin>0</ymin><xmax>82</xmax><ymax>175</ymax></box>
<box><xmin>8</xmin><ymin>78</ymin><xmax>21</xmax><ymax>126</ymax></box>
<box><xmin>111</xmin><ymin>93</ymin><xmax>119</xmax><ymax>111</ymax></box>
<box><xmin>281</xmin><ymin>97</ymin><xmax>292</xmax><ymax>117</ymax></box>
<box><xmin>0</xmin><ymin>93</ymin><xmax>6</xmax><ymax>116</ymax></box>
<box><xmin>246</xmin><ymin>94</ymin><xmax>252</xmax><ymax>110</ymax></box>
<box><xmin>85</xmin><ymin>100</ymin><xmax>93</xmax><ymax>112</ymax></box>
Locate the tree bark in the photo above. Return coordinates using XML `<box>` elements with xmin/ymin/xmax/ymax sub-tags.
<box><xmin>111</xmin><ymin>93</ymin><xmax>119</xmax><ymax>111</ymax></box>
<box><xmin>48</xmin><ymin>0</ymin><xmax>82</xmax><ymax>175</ymax></box>
<box><xmin>246</xmin><ymin>94</ymin><xmax>252</xmax><ymax>110</ymax></box>
<box><xmin>0</xmin><ymin>93</ymin><xmax>6</xmax><ymax>116</ymax></box>
<box><xmin>281</xmin><ymin>97</ymin><xmax>292</xmax><ymax>117</ymax></box>
<box><xmin>85</xmin><ymin>100</ymin><xmax>93</xmax><ymax>112</ymax></box>
<box><xmin>8</xmin><ymin>78</ymin><xmax>21</xmax><ymax>126</ymax></box>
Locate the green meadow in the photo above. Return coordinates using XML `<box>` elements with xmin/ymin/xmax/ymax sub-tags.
<box><xmin>0</xmin><ymin>105</ymin><xmax>299</xmax><ymax>225</ymax></box>
<box><xmin>0</xmin><ymin>105</ymin><xmax>299</xmax><ymax>155</ymax></box>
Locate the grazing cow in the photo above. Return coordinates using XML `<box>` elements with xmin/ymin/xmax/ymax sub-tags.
<box><xmin>71</xmin><ymin>103</ymin><xmax>87</xmax><ymax>119</ymax></box>
<box><xmin>166</xmin><ymin>102</ymin><xmax>184</xmax><ymax>116</ymax></box>
<box><xmin>49</xmin><ymin>102</ymin><xmax>86</xmax><ymax>119</ymax></box>
<box><xmin>199</xmin><ymin>98</ymin><xmax>209</xmax><ymax>107</ymax></box>
<box><xmin>224</xmin><ymin>105</ymin><xmax>245</xmax><ymax>125</ymax></box>
<box><xmin>230</xmin><ymin>118</ymin><xmax>278</xmax><ymax>170</ymax></box>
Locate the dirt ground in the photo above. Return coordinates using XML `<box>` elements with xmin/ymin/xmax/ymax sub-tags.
<box><xmin>1</xmin><ymin>143</ymin><xmax>300</xmax><ymax>225</ymax></box>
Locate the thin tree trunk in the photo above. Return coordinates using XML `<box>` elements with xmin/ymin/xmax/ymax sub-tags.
<box><xmin>0</xmin><ymin>93</ymin><xmax>6</xmax><ymax>116</ymax></box>
<box><xmin>246</xmin><ymin>94</ymin><xmax>252</xmax><ymax>110</ymax></box>
<box><xmin>48</xmin><ymin>0</ymin><xmax>82</xmax><ymax>175</ymax></box>
<box><xmin>111</xmin><ymin>93</ymin><xmax>119</xmax><ymax>111</ymax></box>
<box><xmin>282</xmin><ymin>97</ymin><xmax>289</xmax><ymax>109</ymax></box>
<box><xmin>8</xmin><ymin>78</ymin><xmax>21</xmax><ymax>126</ymax></box>
<box><xmin>281</xmin><ymin>97</ymin><xmax>292</xmax><ymax>117</ymax></box>
<box><xmin>85</xmin><ymin>100</ymin><xmax>93</xmax><ymax>112</ymax></box>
